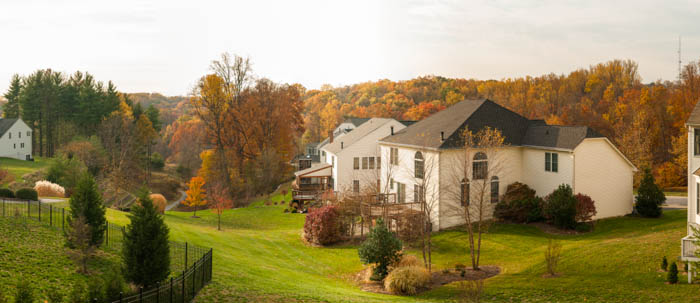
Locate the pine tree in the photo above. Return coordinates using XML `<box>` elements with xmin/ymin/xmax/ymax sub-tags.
<box><xmin>661</xmin><ymin>256</ymin><xmax>668</xmax><ymax>271</ymax></box>
<box><xmin>635</xmin><ymin>167</ymin><xmax>665</xmax><ymax>218</ymax></box>
<box><xmin>67</xmin><ymin>173</ymin><xmax>106</xmax><ymax>247</ymax></box>
<box><xmin>2</xmin><ymin>74</ymin><xmax>22</xmax><ymax>118</ymax></box>
<box><xmin>123</xmin><ymin>191</ymin><xmax>170</xmax><ymax>288</ymax></box>
<box><xmin>358</xmin><ymin>218</ymin><xmax>403</xmax><ymax>280</ymax></box>
<box><xmin>667</xmin><ymin>262</ymin><xmax>678</xmax><ymax>284</ymax></box>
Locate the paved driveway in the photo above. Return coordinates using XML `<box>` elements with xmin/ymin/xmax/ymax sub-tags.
<box><xmin>662</xmin><ymin>195</ymin><xmax>686</xmax><ymax>210</ymax></box>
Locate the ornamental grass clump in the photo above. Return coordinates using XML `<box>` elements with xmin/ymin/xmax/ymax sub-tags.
<box><xmin>384</xmin><ymin>266</ymin><xmax>431</xmax><ymax>295</ymax></box>
<box><xmin>34</xmin><ymin>180</ymin><xmax>65</xmax><ymax>198</ymax></box>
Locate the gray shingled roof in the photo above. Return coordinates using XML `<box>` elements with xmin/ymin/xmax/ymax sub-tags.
<box><xmin>348</xmin><ymin>117</ymin><xmax>371</xmax><ymax>127</ymax></box>
<box><xmin>323</xmin><ymin>118</ymin><xmax>394</xmax><ymax>154</ymax></box>
<box><xmin>0</xmin><ymin>118</ymin><xmax>18</xmax><ymax>138</ymax></box>
<box><xmin>687</xmin><ymin>101</ymin><xmax>700</xmax><ymax>125</ymax></box>
<box><xmin>380</xmin><ymin>99</ymin><xmax>603</xmax><ymax>150</ymax></box>
<box><xmin>522</xmin><ymin>125</ymin><xmax>603</xmax><ymax>150</ymax></box>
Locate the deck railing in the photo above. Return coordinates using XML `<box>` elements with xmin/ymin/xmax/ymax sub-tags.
<box><xmin>682</xmin><ymin>236</ymin><xmax>698</xmax><ymax>259</ymax></box>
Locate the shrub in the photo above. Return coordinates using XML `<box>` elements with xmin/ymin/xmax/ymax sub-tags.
<box><xmin>13</xmin><ymin>279</ymin><xmax>34</xmax><ymax>303</ymax></box>
<box><xmin>574</xmin><ymin>193</ymin><xmax>596</xmax><ymax>222</ymax></box>
<box><xmin>494</xmin><ymin>182</ymin><xmax>543</xmax><ymax>223</ymax></box>
<box><xmin>303</xmin><ymin>205</ymin><xmax>341</xmax><ymax>245</ymax></box>
<box><xmin>0</xmin><ymin>188</ymin><xmax>14</xmax><ymax>198</ymax></box>
<box><xmin>668</xmin><ymin>262</ymin><xmax>678</xmax><ymax>284</ymax></box>
<box><xmin>544</xmin><ymin>184</ymin><xmax>577</xmax><ymax>229</ymax></box>
<box><xmin>67</xmin><ymin>282</ymin><xmax>87</xmax><ymax>303</ymax></box>
<box><xmin>455</xmin><ymin>263</ymin><xmax>466</xmax><ymax>271</ymax></box>
<box><xmin>103</xmin><ymin>267</ymin><xmax>128</xmax><ymax>302</ymax></box>
<box><xmin>46</xmin><ymin>286</ymin><xmax>63</xmax><ymax>303</ymax></box>
<box><xmin>67</xmin><ymin>174</ymin><xmax>106</xmax><ymax>247</ymax></box>
<box><xmin>661</xmin><ymin>256</ymin><xmax>668</xmax><ymax>271</ymax></box>
<box><xmin>544</xmin><ymin>239</ymin><xmax>562</xmax><ymax>276</ymax></box>
<box><xmin>14</xmin><ymin>188</ymin><xmax>38</xmax><ymax>201</ymax></box>
<box><xmin>46</xmin><ymin>156</ymin><xmax>87</xmax><ymax>195</ymax></box>
<box><xmin>34</xmin><ymin>180</ymin><xmax>65</xmax><ymax>198</ymax></box>
<box><xmin>635</xmin><ymin>168</ymin><xmax>665</xmax><ymax>218</ymax></box>
<box><xmin>150</xmin><ymin>152</ymin><xmax>165</xmax><ymax>170</ymax></box>
<box><xmin>358</xmin><ymin>218</ymin><xmax>403</xmax><ymax>280</ymax></box>
<box><xmin>123</xmin><ymin>192</ymin><xmax>171</xmax><ymax>288</ymax></box>
<box><xmin>384</xmin><ymin>266</ymin><xmax>431</xmax><ymax>295</ymax></box>
<box><xmin>149</xmin><ymin>194</ymin><xmax>167</xmax><ymax>214</ymax></box>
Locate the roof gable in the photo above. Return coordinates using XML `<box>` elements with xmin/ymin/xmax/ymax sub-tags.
<box><xmin>522</xmin><ymin>125</ymin><xmax>603</xmax><ymax>150</ymax></box>
<box><xmin>323</xmin><ymin>118</ymin><xmax>395</xmax><ymax>154</ymax></box>
<box><xmin>688</xmin><ymin>101</ymin><xmax>700</xmax><ymax>125</ymax></box>
<box><xmin>0</xmin><ymin>118</ymin><xmax>19</xmax><ymax>138</ymax></box>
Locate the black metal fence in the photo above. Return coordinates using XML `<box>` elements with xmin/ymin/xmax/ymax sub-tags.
<box><xmin>0</xmin><ymin>198</ymin><xmax>213</xmax><ymax>303</ymax></box>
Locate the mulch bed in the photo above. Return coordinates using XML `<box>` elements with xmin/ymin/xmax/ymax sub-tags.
<box><xmin>355</xmin><ymin>265</ymin><xmax>500</xmax><ymax>295</ymax></box>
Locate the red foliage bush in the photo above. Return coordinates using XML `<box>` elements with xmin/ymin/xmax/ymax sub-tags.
<box><xmin>303</xmin><ymin>205</ymin><xmax>341</xmax><ymax>245</ymax></box>
<box><xmin>574</xmin><ymin>193</ymin><xmax>597</xmax><ymax>222</ymax></box>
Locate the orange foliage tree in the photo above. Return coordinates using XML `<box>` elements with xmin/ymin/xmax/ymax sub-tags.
<box><xmin>183</xmin><ymin>176</ymin><xmax>207</xmax><ymax>217</ymax></box>
<box><xmin>209</xmin><ymin>182</ymin><xmax>234</xmax><ymax>231</ymax></box>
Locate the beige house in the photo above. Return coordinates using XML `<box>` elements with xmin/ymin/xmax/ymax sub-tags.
<box><xmin>378</xmin><ymin>99</ymin><xmax>636</xmax><ymax>231</ymax></box>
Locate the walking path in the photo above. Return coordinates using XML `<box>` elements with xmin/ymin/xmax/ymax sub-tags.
<box><xmin>165</xmin><ymin>190</ymin><xmax>187</xmax><ymax>211</ymax></box>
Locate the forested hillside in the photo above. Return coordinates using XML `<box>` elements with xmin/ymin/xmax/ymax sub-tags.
<box><xmin>302</xmin><ymin>59</ymin><xmax>700</xmax><ymax>187</ymax></box>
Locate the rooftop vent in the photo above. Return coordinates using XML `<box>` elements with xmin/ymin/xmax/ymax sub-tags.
<box><xmin>391</xmin><ymin>126</ymin><xmax>394</xmax><ymax>135</ymax></box>
<box><xmin>441</xmin><ymin>131</ymin><xmax>445</xmax><ymax>141</ymax></box>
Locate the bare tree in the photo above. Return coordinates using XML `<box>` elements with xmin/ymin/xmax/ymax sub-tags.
<box><xmin>410</xmin><ymin>146</ymin><xmax>440</xmax><ymax>272</ymax></box>
<box><xmin>444</xmin><ymin>127</ymin><xmax>506</xmax><ymax>270</ymax></box>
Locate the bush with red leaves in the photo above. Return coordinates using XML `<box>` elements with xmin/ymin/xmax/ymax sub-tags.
<box><xmin>303</xmin><ymin>205</ymin><xmax>341</xmax><ymax>245</ymax></box>
<box><xmin>574</xmin><ymin>193</ymin><xmax>597</xmax><ymax>222</ymax></box>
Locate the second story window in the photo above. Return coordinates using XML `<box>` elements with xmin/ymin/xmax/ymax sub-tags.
<box><xmin>473</xmin><ymin>152</ymin><xmax>487</xmax><ymax>180</ymax></box>
<box><xmin>390</xmin><ymin>148</ymin><xmax>398</xmax><ymax>165</ymax></box>
<box><xmin>353</xmin><ymin>157</ymin><xmax>359</xmax><ymax>170</ymax></box>
<box><xmin>415</xmin><ymin>152</ymin><xmax>424</xmax><ymax>179</ymax></box>
<box><xmin>369</xmin><ymin>157</ymin><xmax>375</xmax><ymax>169</ymax></box>
<box><xmin>362</xmin><ymin>157</ymin><xmax>368</xmax><ymax>169</ymax></box>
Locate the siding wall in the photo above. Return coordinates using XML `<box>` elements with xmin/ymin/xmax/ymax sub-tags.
<box><xmin>329</xmin><ymin>120</ymin><xmax>407</xmax><ymax>193</ymax></box>
<box><xmin>573</xmin><ymin>138</ymin><xmax>634</xmax><ymax>219</ymax></box>
<box><xmin>521</xmin><ymin>148</ymin><xmax>574</xmax><ymax>197</ymax></box>
<box><xmin>0</xmin><ymin>120</ymin><xmax>32</xmax><ymax>160</ymax></box>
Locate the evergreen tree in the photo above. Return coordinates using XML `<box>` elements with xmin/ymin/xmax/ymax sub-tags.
<box><xmin>635</xmin><ymin>167</ymin><xmax>665</xmax><ymax>218</ymax></box>
<box><xmin>145</xmin><ymin>104</ymin><xmax>162</xmax><ymax>131</ymax></box>
<box><xmin>123</xmin><ymin>191</ymin><xmax>171</xmax><ymax>288</ymax></box>
<box><xmin>667</xmin><ymin>262</ymin><xmax>678</xmax><ymax>284</ymax></box>
<box><xmin>67</xmin><ymin>173</ymin><xmax>106</xmax><ymax>247</ymax></box>
<box><xmin>661</xmin><ymin>256</ymin><xmax>668</xmax><ymax>271</ymax></box>
<box><xmin>2</xmin><ymin>74</ymin><xmax>22</xmax><ymax>118</ymax></box>
<box><xmin>358</xmin><ymin>218</ymin><xmax>403</xmax><ymax>280</ymax></box>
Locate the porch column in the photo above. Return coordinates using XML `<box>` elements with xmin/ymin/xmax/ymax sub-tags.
<box><xmin>690</xmin><ymin>263</ymin><xmax>693</xmax><ymax>284</ymax></box>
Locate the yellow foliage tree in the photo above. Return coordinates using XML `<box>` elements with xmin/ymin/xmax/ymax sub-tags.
<box><xmin>184</xmin><ymin>176</ymin><xmax>207</xmax><ymax>218</ymax></box>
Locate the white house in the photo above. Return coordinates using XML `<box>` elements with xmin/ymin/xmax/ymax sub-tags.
<box><xmin>682</xmin><ymin>101</ymin><xmax>700</xmax><ymax>282</ymax></box>
<box><xmin>0</xmin><ymin>118</ymin><xmax>32</xmax><ymax>160</ymax></box>
<box><xmin>321</xmin><ymin>118</ymin><xmax>411</xmax><ymax>194</ymax></box>
<box><xmin>378</xmin><ymin>99</ymin><xmax>636</xmax><ymax>231</ymax></box>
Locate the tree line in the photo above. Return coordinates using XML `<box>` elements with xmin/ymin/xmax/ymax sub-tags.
<box><xmin>302</xmin><ymin>59</ymin><xmax>700</xmax><ymax>187</ymax></box>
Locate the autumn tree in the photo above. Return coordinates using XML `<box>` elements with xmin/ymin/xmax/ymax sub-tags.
<box><xmin>66</xmin><ymin>216</ymin><xmax>96</xmax><ymax>274</ymax></box>
<box><xmin>184</xmin><ymin>176</ymin><xmax>207</xmax><ymax>217</ymax></box>
<box><xmin>209</xmin><ymin>181</ymin><xmax>234</xmax><ymax>230</ymax></box>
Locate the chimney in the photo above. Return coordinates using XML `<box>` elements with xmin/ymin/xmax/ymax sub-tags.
<box><xmin>341</xmin><ymin>142</ymin><xmax>344</xmax><ymax>149</ymax></box>
<box><xmin>330</xmin><ymin>131</ymin><xmax>334</xmax><ymax>143</ymax></box>
<box><xmin>441</xmin><ymin>131</ymin><xmax>445</xmax><ymax>141</ymax></box>
<box><xmin>391</xmin><ymin>126</ymin><xmax>394</xmax><ymax>135</ymax></box>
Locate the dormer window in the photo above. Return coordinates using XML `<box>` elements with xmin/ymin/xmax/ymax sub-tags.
<box><xmin>695</xmin><ymin>128</ymin><xmax>700</xmax><ymax>156</ymax></box>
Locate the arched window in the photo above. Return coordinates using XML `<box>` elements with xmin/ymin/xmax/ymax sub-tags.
<box><xmin>414</xmin><ymin>151</ymin><xmax>424</xmax><ymax>179</ymax></box>
<box><xmin>490</xmin><ymin>176</ymin><xmax>499</xmax><ymax>203</ymax></box>
<box><xmin>461</xmin><ymin>178</ymin><xmax>470</xmax><ymax>206</ymax></box>
<box><xmin>473</xmin><ymin>152</ymin><xmax>487</xmax><ymax>180</ymax></box>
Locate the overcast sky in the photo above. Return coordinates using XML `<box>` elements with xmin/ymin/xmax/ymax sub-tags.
<box><xmin>1</xmin><ymin>0</ymin><xmax>699</xmax><ymax>96</ymax></box>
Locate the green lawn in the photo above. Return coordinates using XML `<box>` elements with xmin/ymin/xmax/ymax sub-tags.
<box><xmin>0</xmin><ymin>216</ymin><xmax>121</xmax><ymax>300</ymax></box>
<box><xmin>101</xmin><ymin>193</ymin><xmax>698</xmax><ymax>302</ymax></box>
<box><xmin>0</xmin><ymin>157</ymin><xmax>53</xmax><ymax>183</ymax></box>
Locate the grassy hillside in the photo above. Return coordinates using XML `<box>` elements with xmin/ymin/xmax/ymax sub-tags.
<box><xmin>102</xmin><ymin>193</ymin><xmax>696</xmax><ymax>303</ymax></box>
<box><xmin>0</xmin><ymin>157</ymin><xmax>53</xmax><ymax>183</ymax></box>
<box><xmin>0</xmin><ymin>216</ymin><xmax>120</xmax><ymax>300</ymax></box>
